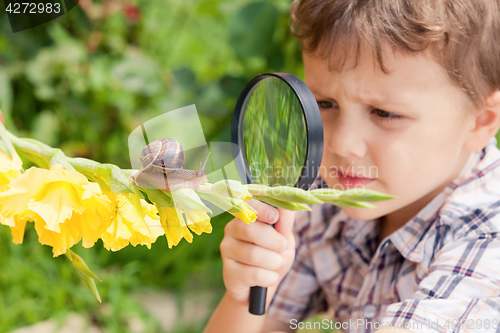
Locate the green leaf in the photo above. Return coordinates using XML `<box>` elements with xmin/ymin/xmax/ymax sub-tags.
<box><xmin>309</xmin><ymin>188</ymin><xmax>396</xmax><ymax>203</ymax></box>
<box><xmin>76</xmin><ymin>271</ymin><xmax>102</xmax><ymax>303</ymax></box>
<box><xmin>66</xmin><ymin>250</ymin><xmax>101</xmax><ymax>281</ymax></box>
<box><xmin>309</xmin><ymin>188</ymin><xmax>344</xmax><ymax>196</ymax></box>
<box><xmin>295</xmin><ymin>203</ymin><xmax>313</xmax><ymax>211</ymax></box>
<box><xmin>65</xmin><ymin>249</ymin><xmax>102</xmax><ymax>303</ymax></box>
<box><xmin>338</xmin><ymin>189</ymin><xmax>396</xmax><ymax>202</ymax></box>
<box><xmin>267</xmin><ymin>186</ymin><xmax>322</xmax><ymax>204</ymax></box>
<box><xmin>327</xmin><ymin>199</ymin><xmax>377</xmax><ymax>209</ymax></box>
<box><xmin>245</xmin><ymin>184</ymin><xmax>322</xmax><ymax>204</ymax></box>
<box><xmin>252</xmin><ymin>195</ymin><xmax>307</xmax><ymax>211</ymax></box>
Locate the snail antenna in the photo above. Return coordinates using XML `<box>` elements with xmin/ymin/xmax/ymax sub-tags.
<box><xmin>198</xmin><ymin>152</ymin><xmax>211</xmax><ymax>176</ymax></box>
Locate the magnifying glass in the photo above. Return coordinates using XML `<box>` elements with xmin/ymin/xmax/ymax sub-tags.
<box><xmin>231</xmin><ymin>73</ymin><xmax>324</xmax><ymax>315</ymax></box>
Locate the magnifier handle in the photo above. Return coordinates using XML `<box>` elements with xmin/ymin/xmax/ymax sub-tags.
<box><xmin>249</xmin><ymin>286</ymin><xmax>267</xmax><ymax>315</ymax></box>
<box><xmin>248</xmin><ymin>221</ymin><xmax>275</xmax><ymax>315</ymax></box>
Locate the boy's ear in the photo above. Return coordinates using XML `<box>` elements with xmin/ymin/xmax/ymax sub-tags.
<box><xmin>464</xmin><ymin>90</ymin><xmax>500</xmax><ymax>152</ymax></box>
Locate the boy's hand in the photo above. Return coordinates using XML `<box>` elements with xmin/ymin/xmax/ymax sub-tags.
<box><xmin>220</xmin><ymin>198</ymin><xmax>297</xmax><ymax>304</ymax></box>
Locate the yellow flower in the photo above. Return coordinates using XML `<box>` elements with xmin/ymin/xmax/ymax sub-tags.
<box><xmin>0</xmin><ymin>164</ymin><xmax>112</xmax><ymax>256</ymax></box>
<box><xmin>157</xmin><ymin>204</ymin><xmax>193</xmax><ymax>249</ymax></box>
<box><xmin>184</xmin><ymin>210</ymin><xmax>212</xmax><ymax>236</ymax></box>
<box><xmin>1</xmin><ymin>211</ymin><xmax>36</xmax><ymax>244</ymax></box>
<box><xmin>79</xmin><ymin>183</ymin><xmax>114</xmax><ymax>248</ymax></box>
<box><xmin>197</xmin><ymin>192</ymin><xmax>257</xmax><ymax>224</ymax></box>
<box><xmin>0</xmin><ymin>149</ymin><xmax>22</xmax><ymax>192</ymax></box>
<box><xmin>224</xmin><ymin>198</ymin><xmax>257</xmax><ymax>224</ymax></box>
<box><xmin>101</xmin><ymin>192</ymin><xmax>163</xmax><ymax>251</ymax></box>
<box><xmin>141</xmin><ymin>199</ymin><xmax>165</xmax><ymax>240</ymax></box>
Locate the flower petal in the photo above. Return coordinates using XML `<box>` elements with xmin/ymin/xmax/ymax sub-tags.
<box><xmin>28</xmin><ymin>182</ymin><xmax>83</xmax><ymax>233</ymax></box>
<box><xmin>34</xmin><ymin>214</ymin><xmax>81</xmax><ymax>257</ymax></box>
<box><xmin>0</xmin><ymin>167</ymin><xmax>48</xmax><ymax>218</ymax></box>
<box><xmin>184</xmin><ymin>210</ymin><xmax>212</xmax><ymax>236</ymax></box>
<box><xmin>158</xmin><ymin>205</ymin><xmax>193</xmax><ymax>249</ymax></box>
<box><xmin>101</xmin><ymin>193</ymin><xmax>154</xmax><ymax>251</ymax></box>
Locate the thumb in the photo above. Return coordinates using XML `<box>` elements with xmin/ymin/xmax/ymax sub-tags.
<box><xmin>0</xmin><ymin>111</ymin><xmax>4</xmax><ymax>125</ymax></box>
<box><xmin>273</xmin><ymin>207</ymin><xmax>296</xmax><ymax>237</ymax></box>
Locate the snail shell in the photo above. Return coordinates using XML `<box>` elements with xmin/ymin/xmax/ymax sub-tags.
<box><xmin>131</xmin><ymin>138</ymin><xmax>210</xmax><ymax>192</ymax></box>
<box><xmin>140</xmin><ymin>138</ymin><xmax>185</xmax><ymax>172</ymax></box>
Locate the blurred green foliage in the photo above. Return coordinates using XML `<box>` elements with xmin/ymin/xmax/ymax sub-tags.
<box><xmin>0</xmin><ymin>0</ymin><xmax>303</xmax><ymax>166</ymax></box>
<box><xmin>0</xmin><ymin>0</ymin><xmax>305</xmax><ymax>332</ymax></box>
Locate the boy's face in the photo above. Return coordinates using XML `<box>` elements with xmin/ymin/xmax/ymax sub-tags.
<box><xmin>303</xmin><ymin>43</ymin><xmax>476</xmax><ymax>222</ymax></box>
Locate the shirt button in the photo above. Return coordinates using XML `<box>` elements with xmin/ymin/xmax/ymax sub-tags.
<box><xmin>363</xmin><ymin>303</ymin><xmax>378</xmax><ymax>319</ymax></box>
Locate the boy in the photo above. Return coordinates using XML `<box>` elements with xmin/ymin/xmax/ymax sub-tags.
<box><xmin>204</xmin><ymin>0</ymin><xmax>500</xmax><ymax>332</ymax></box>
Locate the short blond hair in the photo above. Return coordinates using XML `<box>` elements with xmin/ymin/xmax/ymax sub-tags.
<box><xmin>290</xmin><ymin>0</ymin><xmax>500</xmax><ymax>108</ymax></box>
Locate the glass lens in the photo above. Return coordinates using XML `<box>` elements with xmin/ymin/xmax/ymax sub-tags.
<box><xmin>242</xmin><ymin>76</ymin><xmax>307</xmax><ymax>187</ymax></box>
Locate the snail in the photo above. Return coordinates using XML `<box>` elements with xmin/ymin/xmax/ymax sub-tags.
<box><xmin>131</xmin><ymin>138</ymin><xmax>211</xmax><ymax>192</ymax></box>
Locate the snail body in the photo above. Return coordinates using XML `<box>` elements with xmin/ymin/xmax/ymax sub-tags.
<box><xmin>131</xmin><ymin>138</ymin><xmax>210</xmax><ymax>192</ymax></box>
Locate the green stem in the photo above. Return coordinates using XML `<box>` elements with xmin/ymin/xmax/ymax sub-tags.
<box><xmin>8</xmin><ymin>132</ymin><xmax>55</xmax><ymax>167</ymax></box>
<box><xmin>8</xmin><ymin>131</ymin><xmax>101</xmax><ymax>176</ymax></box>
<box><xmin>70</xmin><ymin>157</ymin><xmax>101</xmax><ymax>175</ymax></box>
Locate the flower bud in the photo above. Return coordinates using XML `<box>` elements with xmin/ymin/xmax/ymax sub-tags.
<box><xmin>253</xmin><ymin>195</ymin><xmax>312</xmax><ymax>211</ymax></box>
<box><xmin>211</xmin><ymin>179</ymin><xmax>252</xmax><ymax>200</ymax></box>
<box><xmin>198</xmin><ymin>192</ymin><xmax>257</xmax><ymax>224</ymax></box>
<box><xmin>171</xmin><ymin>187</ymin><xmax>211</xmax><ymax>212</ymax></box>
<box><xmin>245</xmin><ymin>184</ymin><xmax>322</xmax><ymax>204</ymax></box>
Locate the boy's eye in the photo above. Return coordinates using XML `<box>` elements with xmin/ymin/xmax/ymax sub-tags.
<box><xmin>317</xmin><ymin>101</ymin><xmax>337</xmax><ymax>109</ymax></box>
<box><xmin>372</xmin><ymin>108</ymin><xmax>403</xmax><ymax>121</ymax></box>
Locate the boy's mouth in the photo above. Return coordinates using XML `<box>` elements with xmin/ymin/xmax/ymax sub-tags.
<box><xmin>336</xmin><ymin>173</ymin><xmax>376</xmax><ymax>189</ymax></box>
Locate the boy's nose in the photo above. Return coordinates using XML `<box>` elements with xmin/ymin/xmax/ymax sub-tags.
<box><xmin>326</xmin><ymin>114</ymin><xmax>367</xmax><ymax>158</ymax></box>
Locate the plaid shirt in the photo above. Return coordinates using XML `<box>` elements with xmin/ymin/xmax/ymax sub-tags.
<box><xmin>267</xmin><ymin>137</ymin><xmax>500</xmax><ymax>333</ymax></box>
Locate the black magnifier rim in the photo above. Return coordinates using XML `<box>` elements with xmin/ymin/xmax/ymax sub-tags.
<box><xmin>231</xmin><ymin>72</ymin><xmax>323</xmax><ymax>191</ymax></box>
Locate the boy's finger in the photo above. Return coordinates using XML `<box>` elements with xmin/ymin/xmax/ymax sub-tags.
<box><xmin>0</xmin><ymin>111</ymin><xmax>4</xmax><ymax>125</ymax></box>
<box><xmin>222</xmin><ymin>237</ymin><xmax>284</xmax><ymax>271</ymax></box>
<box><xmin>273</xmin><ymin>207</ymin><xmax>296</xmax><ymax>237</ymax></box>
<box><xmin>246</xmin><ymin>198</ymin><xmax>279</xmax><ymax>223</ymax></box>
<box><xmin>227</xmin><ymin>219</ymin><xmax>286</xmax><ymax>253</ymax></box>
<box><xmin>223</xmin><ymin>257</ymin><xmax>280</xmax><ymax>287</ymax></box>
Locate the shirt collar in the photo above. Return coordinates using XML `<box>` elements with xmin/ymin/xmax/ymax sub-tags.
<box><xmin>321</xmin><ymin>204</ymin><xmax>378</xmax><ymax>246</ymax></box>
